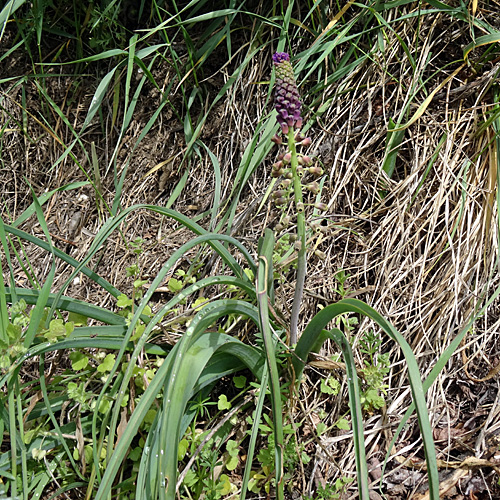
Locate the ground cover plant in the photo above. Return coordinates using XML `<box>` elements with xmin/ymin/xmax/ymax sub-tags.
<box><xmin>1</xmin><ymin>1</ymin><xmax>500</xmax><ymax>499</ymax></box>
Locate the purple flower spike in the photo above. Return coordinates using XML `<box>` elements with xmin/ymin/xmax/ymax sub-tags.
<box><xmin>273</xmin><ymin>52</ymin><xmax>302</xmax><ymax>133</ymax></box>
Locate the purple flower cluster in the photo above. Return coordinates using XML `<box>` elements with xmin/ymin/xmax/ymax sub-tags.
<box><xmin>273</xmin><ymin>52</ymin><xmax>302</xmax><ymax>133</ymax></box>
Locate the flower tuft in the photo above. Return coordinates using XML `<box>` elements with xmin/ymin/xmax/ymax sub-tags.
<box><xmin>273</xmin><ymin>52</ymin><xmax>302</xmax><ymax>133</ymax></box>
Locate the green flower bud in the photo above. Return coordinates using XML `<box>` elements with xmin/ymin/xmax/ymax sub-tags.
<box><xmin>309</xmin><ymin>166</ymin><xmax>323</xmax><ymax>176</ymax></box>
<box><xmin>314</xmin><ymin>202</ymin><xmax>328</xmax><ymax>211</ymax></box>
<box><xmin>306</xmin><ymin>181</ymin><xmax>320</xmax><ymax>194</ymax></box>
<box><xmin>314</xmin><ymin>250</ymin><xmax>326</xmax><ymax>260</ymax></box>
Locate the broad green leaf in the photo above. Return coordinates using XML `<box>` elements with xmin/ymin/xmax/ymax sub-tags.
<box><xmin>316</xmin><ymin>422</ymin><xmax>327</xmax><ymax>436</ymax></box>
<box><xmin>97</xmin><ymin>354</ymin><xmax>116</xmax><ymax>373</ymax></box>
<box><xmin>116</xmin><ymin>295</ymin><xmax>133</xmax><ymax>308</ymax></box>
<box><xmin>335</xmin><ymin>418</ymin><xmax>350</xmax><ymax>431</ymax></box>
<box><xmin>233</xmin><ymin>375</ymin><xmax>246</xmax><ymax>388</ymax></box>
<box><xmin>69</xmin><ymin>351</ymin><xmax>89</xmax><ymax>371</ymax></box>
<box><xmin>167</xmin><ymin>278</ymin><xmax>183</xmax><ymax>293</ymax></box>
<box><xmin>217</xmin><ymin>394</ymin><xmax>231</xmax><ymax>411</ymax></box>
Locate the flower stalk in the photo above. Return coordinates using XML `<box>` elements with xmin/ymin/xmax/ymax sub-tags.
<box><xmin>288</xmin><ymin>127</ymin><xmax>306</xmax><ymax>346</ymax></box>
<box><xmin>271</xmin><ymin>51</ymin><xmax>311</xmax><ymax>345</ymax></box>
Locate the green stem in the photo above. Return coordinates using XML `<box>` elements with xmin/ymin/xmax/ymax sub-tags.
<box><xmin>288</xmin><ymin>127</ymin><xmax>306</xmax><ymax>346</ymax></box>
<box><xmin>8</xmin><ymin>382</ymin><xmax>17</xmax><ymax>499</ymax></box>
<box><xmin>257</xmin><ymin>254</ymin><xmax>284</xmax><ymax>500</ymax></box>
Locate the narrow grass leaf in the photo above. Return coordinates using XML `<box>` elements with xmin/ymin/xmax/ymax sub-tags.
<box><xmin>5</xmin><ymin>288</ymin><xmax>126</xmax><ymax>325</ymax></box>
<box><xmin>4</xmin><ymin>224</ymin><xmax>122</xmax><ymax>298</ymax></box>
<box><xmin>11</xmin><ymin>181</ymin><xmax>89</xmax><ymax>228</ymax></box>
<box><xmin>390</xmin><ymin>63</ymin><xmax>465</xmax><ymax>132</ymax></box>
<box><xmin>382</xmin><ymin>118</ymin><xmax>406</xmax><ymax>179</ymax></box>
<box><xmin>176</xmin><ymin>9</ymin><xmax>239</xmax><ymax>25</ymax></box>
<box><xmin>0</xmin><ymin>221</ymin><xmax>13</xmax><ymax>341</ymax></box>
<box><xmin>82</xmin><ymin>66</ymin><xmax>117</xmax><ymax>130</ymax></box>
<box><xmin>0</xmin><ymin>0</ymin><xmax>26</xmax><ymax>39</ymax></box>
<box><xmin>43</xmin><ymin>49</ymin><xmax>127</xmax><ymax>65</ymax></box>
<box><xmin>240</xmin><ymin>368</ymin><xmax>268</xmax><ymax>500</ymax></box>
<box><xmin>463</xmin><ymin>32</ymin><xmax>500</xmax><ymax>60</ymax></box>
<box><xmin>23</xmin><ymin>188</ymin><xmax>56</xmax><ymax>346</ymax></box>
<box><xmin>38</xmin><ymin>357</ymin><xmax>85</xmax><ymax>482</ymax></box>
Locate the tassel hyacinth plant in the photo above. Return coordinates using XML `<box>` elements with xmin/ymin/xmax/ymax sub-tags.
<box><xmin>271</xmin><ymin>51</ymin><xmax>324</xmax><ymax>345</ymax></box>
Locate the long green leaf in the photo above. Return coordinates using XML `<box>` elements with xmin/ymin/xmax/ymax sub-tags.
<box><xmin>47</xmin><ymin>205</ymin><xmax>256</xmax><ymax>321</ymax></box>
<box><xmin>159</xmin><ymin>300</ymin><xmax>261</xmax><ymax>500</ymax></box>
<box><xmin>0</xmin><ymin>0</ymin><xmax>26</xmax><ymax>37</ymax></box>
<box><xmin>381</xmin><ymin>278</ymin><xmax>500</xmax><ymax>490</ymax></box>
<box><xmin>5</xmin><ymin>288</ymin><xmax>126</xmax><ymax>325</ymax></box>
<box><xmin>94</xmin><ymin>303</ymin><xmax>262</xmax><ymax>500</ymax></box>
<box><xmin>324</xmin><ymin>328</ymin><xmax>369</xmax><ymax>499</ymax></box>
<box><xmin>294</xmin><ymin>298</ymin><xmax>439</xmax><ymax>500</ymax></box>
<box><xmin>257</xmin><ymin>238</ymin><xmax>284</xmax><ymax>500</ymax></box>
<box><xmin>4</xmin><ymin>225</ymin><xmax>122</xmax><ymax>298</ymax></box>
<box><xmin>23</xmin><ymin>187</ymin><xmax>56</xmax><ymax>346</ymax></box>
<box><xmin>11</xmin><ymin>181</ymin><xmax>89</xmax><ymax>228</ymax></box>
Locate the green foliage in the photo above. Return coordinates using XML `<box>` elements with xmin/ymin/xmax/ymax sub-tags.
<box><xmin>305</xmin><ymin>477</ymin><xmax>354</xmax><ymax>500</ymax></box>
<box><xmin>178</xmin><ymin>420</ymin><xmax>239</xmax><ymax>500</ymax></box>
<box><xmin>320</xmin><ymin>376</ymin><xmax>340</xmax><ymax>395</ymax></box>
<box><xmin>243</xmin><ymin>410</ymin><xmax>309</xmax><ymax>494</ymax></box>
<box><xmin>359</xmin><ymin>330</ymin><xmax>390</xmax><ymax>412</ymax></box>
<box><xmin>332</xmin><ymin>271</ymin><xmax>358</xmax><ymax>334</ymax></box>
<box><xmin>88</xmin><ymin>1</ymin><xmax>128</xmax><ymax>51</ymax></box>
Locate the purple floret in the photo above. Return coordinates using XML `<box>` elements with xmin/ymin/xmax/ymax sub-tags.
<box><xmin>272</xmin><ymin>52</ymin><xmax>290</xmax><ymax>64</ymax></box>
<box><xmin>272</xmin><ymin>52</ymin><xmax>302</xmax><ymax>133</ymax></box>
